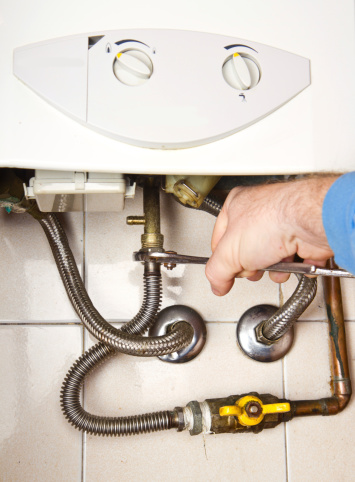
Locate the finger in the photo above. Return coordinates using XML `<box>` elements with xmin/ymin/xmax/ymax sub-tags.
<box><xmin>211</xmin><ymin>207</ymin><xmax>228</xmax><ymax>253</ymax></box>
<box><xmin>303</xmin><ymin>258</ymin><xmax>327</xmax><ymax>267</ymax></box>
<box><xmin>236</xmin><ymin>270</ymin><xmax>259</xmax><ymax>279</ymax></box>
<box><xmin>268</xmin><ymin>255</ymin><xmax>294</xmax><ymax>283</ymax></box>
<box><xmin>269</xmin><ymin>271</ymin><xmax>291</xmax><ymax>283</ymax></box>
<box><xmin>205</xmin><ymin>235</ymin><xmax>241</xmax><ymax>296</ymax></box>
<box><xmin>247</xmin><ymin>271</ymin><xmax>264</xmax><ymax>282</ymax></box>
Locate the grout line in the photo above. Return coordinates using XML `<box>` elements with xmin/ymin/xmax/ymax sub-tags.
<box><xmin>0</xmin><ymin>322</ymin><xmax>82</xmax><ymax>326</ymax></box>
<box><xmin>282</xmin><ymin>357</ymin><xmax>289</xmax><ymax>482</ymax></box>
<box><xmin>82</xmin><ymin>210</ymin><xmax>86</xmax><ymax>282</ymax></box>
<box><xmin>280</xmin><ymin>280</ymin><xmax>289</xmax><ymax>482</ymax></box>
<box><xmin>81</xmin><ymin>323</ymin><xmax>87</xmax><ymax>482</ymax></box>
<box><xmin>82</xmin><ymin>431</ymin><xmax>87</xmax><ymax>482</ymax></box>
<box><xmin>84</xmin><ymin>210</ymin><xmax>89</xmax><ymax>294</ymax></box>
<box><xmin>1</xmin><ymin>319</ymin><xmax>354</xmax><ymax>327</ymax></box>
<box><xmin>284</xmin><ymin>422</ymin><xmax>290</xmax><ymax>482</ymax></box>
<box><xmin>279</xmin><ymin>283</ymin><xmax>284</xmax><ymax>308</ymax></box>
<box><xmin>81</xmin><ymin>209</ymin><xmax>87</xmax><ymax>482</ymax></box>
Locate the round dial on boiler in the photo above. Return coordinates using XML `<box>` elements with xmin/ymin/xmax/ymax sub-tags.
<box><xmin>222</xmin><ymin>53</ymin><xmax>260</xmax><ymax>90</ymax></box>
<box><xmin>113</xmin><ymin>49</ymin><xmax>153</xmax><ymax>86</ymax></box>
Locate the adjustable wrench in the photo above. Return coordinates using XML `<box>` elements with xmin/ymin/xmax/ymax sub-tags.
<box><xmin>133</xmin><ymin>251</ymin><xmax>355</xmax><ymax>278</ymax></box>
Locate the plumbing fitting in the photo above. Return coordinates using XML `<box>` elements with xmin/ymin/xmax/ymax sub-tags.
<box><xmin>127</xmin><ymin>176</ymin><xmax>164</xmax><ymax>250</ymax></box>
<box><xmin>149</xmin><ymin>305</ymin><xmax>207</xmax><ymax>363</ymax></box>
<box><xmin>199</xmin><ymin>194</ymin><xmax>223</xmax><ymax>217</ymax></box>
<box><xmin>165</xmin><ymin>175</ymin><xmax>221</xmax><ymax>208</ymax></box>
<box><xmin>237</xmin><ymin>275</ymin><xmax>317</xmax><ymax>362</ymax></box>
<box><xmin>176</xmin><ymin>393</ymin><xmax>291</xmax><ymax>435</ymax></box>
<box><xmin>236</xmin><ymin>304</ymin><xmax>295</xmax><ymax>363</ymax></box>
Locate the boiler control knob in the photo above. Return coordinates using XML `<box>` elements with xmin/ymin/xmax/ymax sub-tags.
<box><xmin>222</xmin><ymin>53</ymin><xmax>260</xmax><ymax>90</ymax></box>
<box><xmin>113</xmin><ymin>49</ymin><xmax>153</xmax><ymax>86</ymax></box>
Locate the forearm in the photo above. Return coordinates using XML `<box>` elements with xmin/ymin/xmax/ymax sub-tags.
<box><xmin>281</xmin><ymin>176</ymin><xmax>339</xmax><ymax>257</ymax></box>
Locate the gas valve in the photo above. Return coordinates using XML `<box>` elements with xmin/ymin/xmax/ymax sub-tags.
<box><xmin>178</xmin><ymin>392</ymin><xmax>293</xmax><ymax>436</ymax></box>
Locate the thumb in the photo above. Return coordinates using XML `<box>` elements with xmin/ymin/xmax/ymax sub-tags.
<box><xmin>211</xmin><ymin>205</ymin><xmax>228</xmax><ymax>252</ymax></box>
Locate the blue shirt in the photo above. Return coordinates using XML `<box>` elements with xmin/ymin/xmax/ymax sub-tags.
<box><xmin>322</xmin><ymin>172</ymin><xmax>355</xmax><ymax>274</ymax></box>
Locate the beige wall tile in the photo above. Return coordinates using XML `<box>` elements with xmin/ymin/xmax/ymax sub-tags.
<box><xmin>340</xmin><ymin>278</ymin><xmax>355</xmax><ymax>321</ymax></box>
<box><xmin>0</xmin><ymin>210</ymin><xmax>83</xmax><ymax>321</ymax></box>
<box><xmin>0</xmin><ymin>325</ymin><xmax>83</xmax><ymax>481</ymax></box>
<box><xmin>284</xmin><ymin>321</ymin><xmax>355</xmax><ymax>481</ymax></box>
<box><xmin>281</xmin><ymin>275</ymin><xmax>355</xmax><ymax>322</ymax></box>
<box><xmin>86</xmin><ymin>189</ymin><xmax>279</xmax><ymax>322</ymax></box>
<box><xmin>84</xmin><ymin>323</ymin><xmax>287</xmax><ymax>481</ymax></box>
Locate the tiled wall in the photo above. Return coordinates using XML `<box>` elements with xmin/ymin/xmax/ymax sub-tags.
<box><xmin>1</xmin><ymin>188</ymin><xmax>354</xmax><ymax>481</ymax></box>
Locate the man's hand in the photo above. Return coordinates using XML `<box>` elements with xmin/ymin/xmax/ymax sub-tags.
<box><xmin>205</xmin><ymin>177</ymin><xmax>337</xmax><ymax>296</ymax></box>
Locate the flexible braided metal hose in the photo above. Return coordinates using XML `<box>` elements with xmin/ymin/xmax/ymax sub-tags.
<box><xmin>60</xmin><ymin>342</ymin><xmax>179</xmax><ymax>436</ymax></box>
<box><xmin>199</xmin><ymin>195</ymin><xmax>222</xmax><ymax>217</ymax></box>
<box><xmin>36</xmin><ymin>213</ymin><xmax>192</xmax><ymax>435</ymax></box>
<box><xmin>38</xmin><ymin>214</ymin><xmax>193</xmax><ymax>356</ymax></box>
<box><xmin>262</xmin><ymin>276</ymin><xmax>318</xmax><ymax>341</ymax></box>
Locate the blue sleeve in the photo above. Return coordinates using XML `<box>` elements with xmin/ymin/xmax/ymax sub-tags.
<box><xmin>322</xmin><ymin>172</ymin><xmax>355</xmax><ymax>274</ymax></box>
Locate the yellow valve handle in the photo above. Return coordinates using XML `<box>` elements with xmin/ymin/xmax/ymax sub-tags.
<box><xmin>219</xmin><ymin>395</ymin><xmax>291</xmax><ymax>427</ymax></box>
<box><xmin>262</xmin><ymin>402</ymin><xmax>290</xmax><ymax>414</ymax></box>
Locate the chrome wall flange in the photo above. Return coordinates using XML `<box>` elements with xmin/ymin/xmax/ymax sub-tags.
<box><xmin>236</xmin><ymin>304</ymin><xmax>294</xmax><ymax>363</ymax></box>
<box><xmin>149</xmin><ymin>305</ymin><xmax>207</xmax><ymax>363</ymax></box>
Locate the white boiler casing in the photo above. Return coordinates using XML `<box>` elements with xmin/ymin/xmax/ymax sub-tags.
<box><xmin>1</xmin><ymin>0</ymin><xmax>355</xmax><ymax>175</ymax></box>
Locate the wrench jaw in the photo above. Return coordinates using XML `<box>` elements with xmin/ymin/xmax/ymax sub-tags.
<box><xmin>133</xmin><ymin>250</ymin><xmax>209</xmax><ymax>265</ymax></box>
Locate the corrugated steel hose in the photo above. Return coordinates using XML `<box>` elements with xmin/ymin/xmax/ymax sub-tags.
<box><xmin>38</xmin><ymin>213</ymin><xmax>192</xmax><ymax>436</ymax></box>
<box><xmin>262</xmin><ymin>275</ymin><xmax>317</xmax><ymax>341</ymax></box>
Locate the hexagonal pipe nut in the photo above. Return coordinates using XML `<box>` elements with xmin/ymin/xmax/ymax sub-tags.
<box><xmin>187</xmin><ymin>401</ymin><xmax>203</xmax><ymax>436</ymax></box>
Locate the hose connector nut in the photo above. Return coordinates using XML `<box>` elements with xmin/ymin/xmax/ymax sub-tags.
<box><xmin>173</xmin><ymin>407</ymin><xmax>186</xmax><ymax>432</ymax></box>
<box><xmin>186</xmin><ymin>401</ymin><xmax>203</xmax><ymax>436</ymax></box>
<box><xmin>141</xmin><ymin>233</ymin><xmax>164</xmax><ymax>249</ymax></box>
<box><xmin>236</xmin><ymin>305</ymin><xmax>294</xmax><ymax>362</ymax></box>
<box><xmin>255</xmin><ymin>321</ymin><xmax>276</xmax><ymax>346</ymax></box>
<box><xmin>149</xmin><ymin>305</ymin><xmax>206</xmax><ymax>363</ymax></box>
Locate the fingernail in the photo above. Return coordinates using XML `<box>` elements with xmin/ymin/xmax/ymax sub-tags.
<box><xmin>211</xmin><ymin>287</ymin><xmax>221</xmax><ymax>296</ymax></box>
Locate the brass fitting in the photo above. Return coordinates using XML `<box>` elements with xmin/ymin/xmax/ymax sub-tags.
<box><xmin>127</xmin><ymin>177</ymin><xmax>164</xmax><ymax>250</ymax></box>
<box><xmin>165</xmin><ymin>175</ymin><xmax>221</xmax><ymax>208</ymax></box>
<box><xmin>126</xmin><ymin>216</ymin><xmax>145</xmax><ymax>226</ymax></box>
<box><xmin>141</xmin><ymin>177</ymin><xmax>164</xmax><ymax>249</ymax></box>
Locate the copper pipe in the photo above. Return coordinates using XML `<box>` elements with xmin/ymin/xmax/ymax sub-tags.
<box><xmin>291</xmin><ymin>258</ymin><xmax>352</xmax><ymax>418</ymax></box>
